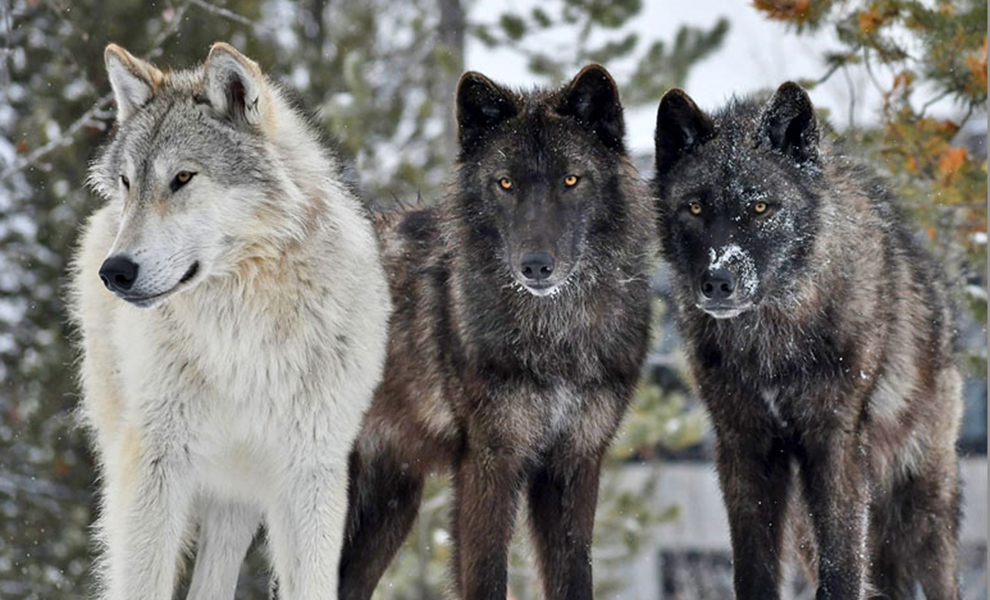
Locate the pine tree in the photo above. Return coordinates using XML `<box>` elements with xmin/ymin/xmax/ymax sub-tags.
<box><xmin>752</xmin><ymin>0</ymin><xmax>987</xmax><ymax>338</ymax></box>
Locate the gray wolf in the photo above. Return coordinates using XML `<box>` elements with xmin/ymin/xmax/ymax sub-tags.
<box><xmin>338</xmin><ymin>65</ymin><xmax>656</xmax><ymax>600</ymax></box>
<box><xmin>69</xmin><ymin>42</ymin><xmax>390</xmax><ymax>600</ymax></box>
<box><xmin>653</xmin><ymin>82</ymin><xmax>963</xmax><ymax>599</ymax></box>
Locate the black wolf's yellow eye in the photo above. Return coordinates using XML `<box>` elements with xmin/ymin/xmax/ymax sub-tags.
<box><xmin>564</xmin><ymin>174</ymin><xmax>579</xmax><ymax>187</ymax></box>
<box><xmin>689</xmin><ymin>202</ymin><xmax>703</xmax><ymax>216</ymax></box>
<box><xmin>120</xmin><ymin>175</ymin><xmax>130</xmax><ymax>189</ymax></box>
<box><xmin>754</xmin><ymin>201</ymin><xmax>768</xmax><ymax>214</ymax></box>
<box><xmin>498</xmin><ymin>177</ymin><xmax>513</xmax><ymax>191</ymax></box>
<box><xmin>171</xmin><ymin>171</ymin><xmax>196</xmax><ymax>192</ymax></box>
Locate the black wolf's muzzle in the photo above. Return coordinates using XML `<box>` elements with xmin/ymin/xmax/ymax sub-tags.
<box><xmin>701</xmin><ymin>268</ymin><xmax>735</xmax><ymax>301</ymax></box>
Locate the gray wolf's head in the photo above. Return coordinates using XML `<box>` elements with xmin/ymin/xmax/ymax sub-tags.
<box><xmin>653</xmin><ymin>82</ymin><xmax>823</xmax><ymax>319</ymax></box>
<box><xmin>453</xmin><ymin>65</ymin><xmax>628</xmax><ymax>297</ymax></box>
<box><xmin>90</xmin><ymin>42</ymin><xmax>313</xmax><ymax>308</ymax></box>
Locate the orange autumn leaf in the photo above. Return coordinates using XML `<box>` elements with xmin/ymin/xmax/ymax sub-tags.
<box><xmin>934</xmin><ymin>119</ymin><xmax>960</xmax><ymax>137</ymax></box>
<box><xmin>937</xmin><ymin>146</ymin><xmax>968</xmax><ymax>178</ymax></box>
<box><xmin>892</xmin><ymin>70</ymin><xmax>914</xmax><ymax>91</ymax></box>
<box><xmin>859</xmin><ymin>9</ymin><xmax>883</xmax><ymax>35</ymax></box>
<box><xmin>753</xmin><ymin>0</ymin><xmax>812</xmax><ymax>23</ymax></box>
<box><xmin>965</xmin><ymin>35</ymin><xmax>987</xmax><ymax>94</ymax></box>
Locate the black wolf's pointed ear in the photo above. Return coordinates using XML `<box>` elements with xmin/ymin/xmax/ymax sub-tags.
<box><xmin>105</xmin><ymin>44</ymin><xmax>164</xmax><ymax>122</ymax></box>
<box><xmin>456</xmin><ymin>72</ymin><xmax>519</xmax><ymax>155</ymax></box>
<box><xmin>759</xmin><ymin>82</ymin><xmax>819</xmax><ymax>164</ymax></box>
<box><xmin>204</xmin><ymin>42</ymin><xmax>271</xmax><ymax>130</ymax></box>
<box><xmin>654</xmin><ymin>89</ymin><xmax>714</xmax><ymax>178</ymax></box>
<box><xmin>557</xmin><ymin>64</ymin><xmax>625</xmax><ymax>152</ymax></box>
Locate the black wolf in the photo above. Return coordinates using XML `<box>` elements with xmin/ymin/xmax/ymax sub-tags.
<box><xmin>338</xmin><ymin>65</ymin><xmax>656</xmax><ymax>600</ymax></box>
<box><xmin>653</xmin><ymin>83</ymin><xmax>963</xmax><ymax>600</ymax></box>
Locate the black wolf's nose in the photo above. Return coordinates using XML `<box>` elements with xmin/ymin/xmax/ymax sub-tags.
<box><xmin>99</xmin><ymin>256</ymin><xmax>139</xmax><ymax>292</ymax></box>
<box><xmin>701</xmin><ymin>269</ymin><xmax>735</xmax><ymax>300</ymax></box>
<box><xmin>520</xmin><ymin>251</ymin><xmax>555</xmax><ymax>281</ymax></box>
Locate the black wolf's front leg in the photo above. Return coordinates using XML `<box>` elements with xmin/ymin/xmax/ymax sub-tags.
<box><xmin>527</xmin><ymin>444</ymin><xmax>604</xmax><ymax>600</ymax></box>
<box><xmin>451</xmin><ymin>444</ymin><xmax>525</xmax><ymax>600</ymax></box>
<box><xmin>715</xmin><ymin>429</ymin><xmax>793</xmax><ymax>600</ymax></box>
<box><xmin>798</xmin><ymin>431</ymin><xmax>869</xmax><ymax>600</ymax></box>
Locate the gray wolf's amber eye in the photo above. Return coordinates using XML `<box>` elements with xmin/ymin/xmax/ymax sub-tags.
<box><xmin>170</xmin><ymin>171</ymin><xmax>196</xmax><ymax>192</ymax></box>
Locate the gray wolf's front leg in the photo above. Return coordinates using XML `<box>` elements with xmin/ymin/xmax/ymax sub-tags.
<box><xmin>186</xmin><ymin>498</ymin><xmax>261</xmax><ymax>600</ymax></box>
<box><xmin>100</xmin><ymin>426</ymin><xmax>194</xmax><ymax>600</ymax></box>
<box><xmin>267</xmin><ymin>460</ymin><xmax>349</xmax><ymax>600</ymax></box>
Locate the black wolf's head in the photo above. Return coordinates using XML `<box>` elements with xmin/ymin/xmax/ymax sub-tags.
<box><xmin>453</xmin><ymin>65</ymin><xmax>628</xmax><ymax>297</ymax></box>
<box><xmin>653</xmin><ymin>82</ymin><xmax>823</xmax><ymax>319</ymax></box>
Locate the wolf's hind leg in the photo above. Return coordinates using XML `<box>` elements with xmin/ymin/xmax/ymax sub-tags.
<box><xmin>908</xmin><ymin>458</ymin><xmax>962</xmax><ymax>600</ymax></box>
<box><xmin>186</xmin><ymin>498</ymin><xmax>261</xmax><ymax>600</ymax></box>
<box><xmin>338</xmin><ymin>446</ymin><xmax>425</xmax><ymax>600</ymax></box>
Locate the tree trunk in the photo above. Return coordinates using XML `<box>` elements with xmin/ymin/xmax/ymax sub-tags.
<box><xmin>437</xmin><ymin>0</ymin><xmax>465</xmax><ymax>160</ymax></box>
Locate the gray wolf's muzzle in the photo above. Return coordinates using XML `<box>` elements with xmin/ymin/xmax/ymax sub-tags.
<box><xmin>99</xmin><ymin>255</ymin><xmax>140</xmax><ymax>294</ymax></box>
<box><xmin>99</xmin><ymin>254</ymin><xmax>201</xmax><ymax>307</ymax></box>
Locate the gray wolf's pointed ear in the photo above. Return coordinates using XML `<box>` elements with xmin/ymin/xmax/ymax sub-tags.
<box><xmin>204</xmin><ymin>42</ymin><xmax>270</xmax><ymax>129</ymax></box>
<box><xmin>759</xmin><ymin>81</ymin><xmax>819</xmax><ymax>164</ymax></box>
<box><xmin>654</xmin><ymin>88</ymin><xmax>714</xmax><ymax>179</ymax></box>
<box><xmin>105</xmin><ymin>44</ymin><xmax>164</xmax><ymax>122</ymax></box>
<box><xmin>557</xmin><ymin>64</ymin><xmax>625</xmax><ymax>152</ymax></box>
<box><xmin>456</xmin><ymin>72</ymin><xmax>519</xmax><ymax>155</ymax></box>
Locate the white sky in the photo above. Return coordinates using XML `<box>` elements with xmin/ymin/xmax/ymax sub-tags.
<box><xmin>465</xmin><ymin>0</ymin><xmax>963</xmax><ymax>156</ymax></box>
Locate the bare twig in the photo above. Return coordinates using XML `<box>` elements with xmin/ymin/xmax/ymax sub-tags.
<box><xmin>842</xmin><ymin>64</ymin><xmax>855</xmax><ymax>130</ymax></box>
<box><xmin>861</xmin><ymin>47</ymin><xmax>887</xmax><ymax>96</ymax></box>
<box><xmin>815</xmin><ymin>61</ymin><xmax>843</xmax><ymax>86</ymax></box>
<box><xmin>919</xmin><ymin>88</ymin><xmax>953</xmax><ymax>118</ymax></box>
<box><xmin>188</xmin><ymin>0</ymin><xmax>254</xmax><ymax>27</ymax></box>
<box><xmin>955</xmin><ymin>101</ymin><xmax>977</xmax><ymax>131</ymax></box>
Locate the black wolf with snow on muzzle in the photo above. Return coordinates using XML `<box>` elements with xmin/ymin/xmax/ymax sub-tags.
<box><xmin>654</xmin><ymin>82</ymin><xmax>963</xmax><ymax>599</ymax></box>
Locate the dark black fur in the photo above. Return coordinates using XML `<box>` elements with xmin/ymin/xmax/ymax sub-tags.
<box><xmin>653</xmin><ymin>83</ymin><xmax>963</xmax><ymax>600</ymax></box>
<box><xmin>338</xmin><ymin>66</ymin><xmax>656</xmax><ymax>600</ymax></box>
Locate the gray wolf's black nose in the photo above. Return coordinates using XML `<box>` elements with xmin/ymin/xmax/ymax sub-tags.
<box><xmin>702</xmin><ymin>268</ymin><xmax>735</xmax><ymax>300</ymax></box>
<box><xmin>99</xmin><ymin>256</ymin><xmax>139</xmax><ymax>292</ymax></box>
<box><xmin>520</xmin><ymin>251</ymin><xmax>555</xmax><ymax>281</ymax></box>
